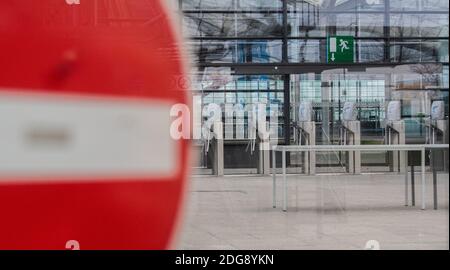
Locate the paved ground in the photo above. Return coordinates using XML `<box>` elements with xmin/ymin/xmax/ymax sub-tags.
<box><xmin>177</xmin><ymin>172</ymin><xmax>449</xmax><ymax>250</ymax></box>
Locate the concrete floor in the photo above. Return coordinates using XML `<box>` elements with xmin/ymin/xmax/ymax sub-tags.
<box><xmin>177</xmin><ymin>172</ymin><xmax>449</xmax><ymax>250</ymax></box>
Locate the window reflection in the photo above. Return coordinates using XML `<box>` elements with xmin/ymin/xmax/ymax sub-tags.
<box><xmin>177</xmin><ymin>0</ymin><xmax>448</xmax><ymax>172</ymax></box>
<box><xmin>390</xmin><ymin>14</ymin><xmax>448</xmax><ymax>38</ymax></box>
<box><xmin>180</xmin><ymin>0</ymin><xmax>448</xmax><ymax>64</ymax></box>
<box><xmin>357</xmin><ymin>40</ymin><xmax>385</xmax><ymax>63</ymax></box>
<box><xmin>288</xmin><ymin>39</ymin><xmax>324</xmax><ymax>63</ymax></box>
<box><xmin>390</xmin><ymin>0</ymin><xmax>449</xmax><ymax>11</ymax></box>
<box><xmin>188</xmin><ymin>40</ymin><xmax>282</xmax><ymax>63</ymax></box>
<box><xmin>391</xmin><ymin>40</ymin><xmax>449</xmax><ymax>63</ymax></box>
<box><xmin>182</xmin><ymin>0</ymin><xmax>282</xmax><ymax>10</ymax></box>
<box><xmin>357</xmin><ymin>13</ymin><xmax>385</xmax><ymax>37</ymax></box>
<box><xmin>191</xmin><ymin>73</ymin><xmax>285</xmax><ymax>139</ymax></box>
<box><xmin>183</xmin><ymin>13</ymin><xmax>283</xmax><ymax>38</ymax></box>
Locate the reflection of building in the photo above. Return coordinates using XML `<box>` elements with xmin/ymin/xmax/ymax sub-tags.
<box><xmin>176</xmin><ymin>0</ymin><xmax>448</xmax><ymax>174</ymax></box>
<box><xmin>37</xmin><ymin>0</ymin><xmax>176</xmax><ymax>43</ymax></box>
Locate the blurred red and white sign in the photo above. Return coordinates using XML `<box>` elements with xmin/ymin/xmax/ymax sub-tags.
<box><xmin>0</xmin><ymin>0</ymin><xmax>189</xmax><ymax>250</ymax></box>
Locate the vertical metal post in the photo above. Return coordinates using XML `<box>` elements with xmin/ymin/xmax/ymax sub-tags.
<box><xmin>282</xmin><ymin>0</ymin><xmax>291</xmax><ymax>150</ymax></box>
<box><xmin>431</xmin><ymin>149</ymin><xmax>438</xmax><ymax>210</ymax></box>
<box><xmin>384</xmin><ymin>0</ymin><xmax>391</xmax><ymax>62</ymax></box>
<box><xmin>411</xmin><ymin>164</ymin><xmax>415</xmax><ymax>206</ymax></box>
<box><xmin>282</xmin><ymin>149</ymin><xmax>287</xmax><ymax>212</ymax></box>
<box><xmin>404</xmin><ymin>150</ymin><xmax>408</xmax><ymax>206</ymax></box>
<box><xmin>282</xmin><ymin>0</ymin><xmax>288</xmax><ymax>64</ymax></box>
<box><xmin>272</xmin><ymin>148</ymin><xmax>277</xmax><ymax>208</ymax></box>
<box><xmin>283</xmin><ymin>75</ymin><xmax>291</xmax><ymax>148</ymax></box>
<box><xmin>421</xmin><ymin>148</ymin><xmax>426</xmax><ymax>210</ymax></box>
<box><xmin>388</xmin><ymin>127</ymin><xmax>391</xmax><ymax>145</ymax></box>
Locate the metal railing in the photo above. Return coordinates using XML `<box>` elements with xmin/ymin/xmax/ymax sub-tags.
<box><xmin>271</xmin><ymin>144</ymin><xmax>449</xmax><ymax>211</ymax></box>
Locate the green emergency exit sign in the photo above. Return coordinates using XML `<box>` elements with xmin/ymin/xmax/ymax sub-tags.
<box><xmin>327</xmin><ymin>36</ymin><xmax>354</xmax><ymax>63</ymax></box>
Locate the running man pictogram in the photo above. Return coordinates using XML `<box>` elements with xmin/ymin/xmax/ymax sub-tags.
<box><xmin>339</xmin><ymin>39</ymin><xmax>349</xmax><ymax>52</ymax></box>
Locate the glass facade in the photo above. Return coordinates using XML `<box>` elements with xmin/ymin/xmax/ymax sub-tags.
<box><xmin>173</xmin><ymin>0</ymin><xmax>449</xmax><ymax>173</ymax></box>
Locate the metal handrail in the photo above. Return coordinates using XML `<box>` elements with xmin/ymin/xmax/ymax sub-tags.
<box><xmin>271</xmin><ymin>144</ymin><xmax>449</xmax><ymax>212</ymax></box>
<box><xmin>272</xmin><ymin>144</ymin><xmax>449</xmax><ymax>152</ymax></box>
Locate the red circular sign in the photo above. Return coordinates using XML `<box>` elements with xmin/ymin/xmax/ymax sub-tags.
<box><xmin>0</xmin><ymin>1</ymin><xmax>189</xmax><ymax>249</ymax></box>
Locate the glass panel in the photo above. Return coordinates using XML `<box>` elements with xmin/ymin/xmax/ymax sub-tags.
<box><xmin>357</xmin><ymin>13</ymin><xmax>385</xmax><ymax>37</ymax></box>
<box><xmin>237</xmin><ymin>0</ymin><xmax>283</xmax><ymax>10</ymax></box>
<box><xmin>235</xmin><ymin>40</ymin><xmax>283</xmax><ymax>63</ymax></box>
<box><xmin>287</xmin><ymin>11</ymin><xmax>325</xmax><ymax>37</ymax></box>
<box><xmin>181</xmin><ymin>0</ymin><xmax>283</xmax><ymax>10</ymax></box>
<box><xmin>335</xmin><ymin>13</ymin><xmax>358</xmax><ymax>36</ymax></box>
<box><xmin>287</xmin><ymin>12</ymin><xmax>358</xmax><ymax>37</ymax></box>
<box><xmin>226</xmin><ymin>92</ymin><xmax>236</xmax><ymax>103</ymax></box>
<box><xmin>443</xmin><ymin>65</ymin><xmax>449</xmax><ymax>88</ymax></box>
<box><xmin>259</xmin><ymin>92</ymin><xmax>268</xmax><ymax>103</ymax></box>
<box><xmin>292</xmin><ymin>72</ymin><xmax>388</xmax><ymax>150</ymax></box>
<box><xmin>390</xmin><ymin>40</ymin><xmax>449</xmax><ymax>63</ymax></box>
<box><xmin>187</xmin><ymin>39</ymin><xmax>282</xmax><ymax>63</ymax></box>
<box><xmin>187</xmin><ymin>40</ymin><xmax>234</xmax><ymax>63</ymax></box>
<box><xmin>191</xmin><ymin>75</ymin><xmax>285</xmax><ymax>141</ymax></box>
<box><xmin>391</xmin><ymin>64</ymin><xmax>445</xmax><ymax>90</ymax></box>
<box><xmin>390</xmin><ymin>14</ymin><xmax>449</xmax><ymax>38</ymax></box>
<box><xmin>287</xmin><ymin>0</ymin><xmax>357</xmax><ymax>12</ymax></box>
<box><xmin>193</xmin><ymin>74</ymin><xmax>285</xmax><ymax>91</ymax></box>
<box><xmin>357</xmin><ymin>39</ymin><xmax>385</xmax><ymax>63</ymax></box>
<box><xmin>181</xmin><ymin>0</ymin><xmax>235</xmax><ymax>10</ymax></box>
<box><xmin>183</xmin><ymin>13</ymin><xmax>283</xmax><ymax>37</ymax></box>
<box><xmin>300</xmin><ymin>79</ymin><xmax>322</xmax><ymax>102</ymax></box>
<box><xmin>288</xmin><ymin>39</ymin><xmax>325</xmax><ymax>63</ymax></box>
<box><xmin>390</xmin><ymin>0</ymin><xmax>449</xmax><ymax>11</ymax></box>
<box><xmin>356</xmin><ymin>0</ymin><xmax>385</xmax><ymax>11</ymax></box>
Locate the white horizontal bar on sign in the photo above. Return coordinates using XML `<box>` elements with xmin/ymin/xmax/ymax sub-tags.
<box><xmin>0</xmin><ymin>90</ymin><xmax>177</xmax><ymax>182</ymax></box>
<box><xmin>329</xmin><ymin>37</ymin><xmax>337</xmax><ymax>53</ymax></box>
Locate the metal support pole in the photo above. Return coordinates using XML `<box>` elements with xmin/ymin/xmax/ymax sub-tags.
<box><xmin>421</xmin><ymin>148</ymin><xmax>426</xmax><ymax>210</ymax></box>
<box><xmin>404</xmin><ymin>150</ymin><xmax>408</xmax><ymax>206</ymax></box>
<box><xmin>282</xmin><ymin>149</ymin><xmax>287</xmax><ymax>212</ymax></box>
<box><xmin>211</xmin><ymin>122</ymin><xmax>224</xmax><ymax>176</ymax></box>
<box><xmin>411</xmin><ymin>165</ymin><xmax>415</xmax><ymax>206</ymax></box>
<box><xmin>431</xmin><ymin>149</ymin><xmax>438</xmax><ymax>210</ymax></box>
<box><xmin>272</xmin><ymin>149</ymin><xmax>276</xmax><ymax>208</ymax></box>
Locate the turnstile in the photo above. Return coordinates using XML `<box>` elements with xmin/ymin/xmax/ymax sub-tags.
<box><xmin>340</xmin><ymin>102</ymin><xmax>361</xmax><ymax>174</ymax></box>
<box><xmin>426</xmin><ymin>100</ymin><xmax>449</xmax><ymax>172</ymax></box>
<box><xmin>341</xmin><ymin>121</ymin><xmax>361</xmax><ymax>174</ymax></box>
<box><xmin>385</xmin><ymin>101</ymin><xmax>406</xmax><ymax>173</ymax></box>
<box><xmin>296</xmin><ymin>101</ymin><xmax>316</xmax><ymax>175</ymax></box>
<box><xmin>202</xmin><ymin>121</ymin><xmax>224</xmax><ymax>176</ymax></box>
